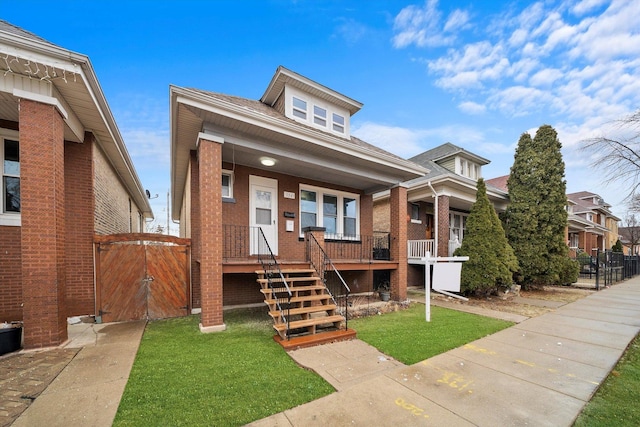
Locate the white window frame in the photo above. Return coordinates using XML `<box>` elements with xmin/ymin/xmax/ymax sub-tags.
<box><xmin>410</xmin><ymin>203</ymin><xmax>421</xmax><ymax>223</ymax></box>
<box><xmin>449</xmin><ymin>212</ymin><xmax>468</xmax><ymax>242</ymax></box>
<box><xmin>1</xmin><ymin>129</ymin><xmax>20</xmax><ymax>226</ymax></box>
<box><xmin>332</xmin><ymin>113</ymin><xmax>345</xmax><ymax>134</ymax></box>
<box><xmin>569</xmin><ymin>233</ymin><xmax>579</xmax><ymax>249</ymax></box>
<box><xmin>586</xmin><ymin>213</ymin><xmax>594</xmax><ymax>222</ymax></box>
<box><xmin>292</xmin><ymin>96</ymin><xmax>307</xmax><ymax>120</ymax></box>
<box><xmin>222</xmin><ymin>169</ymin><xmax>234</xmax><ymax>199</ymax></box>
<box><xmin>313</xmin><ymin>105</ymin><xmax>327</xmax><ymax>127</ymax></box>
<box><xmin>299</xmin><ymin>184</ymin><xmax>360</xmax><ymax>239</ymax></box>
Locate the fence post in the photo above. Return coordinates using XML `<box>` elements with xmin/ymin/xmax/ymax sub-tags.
<box><xmin>595</xmin><ymin>249</ymin><xmax>600</xmax><ymax>291</ymax></box>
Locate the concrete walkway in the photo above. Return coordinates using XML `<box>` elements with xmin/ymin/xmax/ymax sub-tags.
<box><xmin>249</xmin><ymin>279</ymin><xmax>640</xmax><ymax>426</ymax></box>
<box><xmin>10</xmin><ymin>320</ymin><xmax>145</xmax><ymax>427</ymax></box>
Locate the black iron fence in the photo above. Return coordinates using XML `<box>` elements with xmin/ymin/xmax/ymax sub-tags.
<box><xmin>573</xmin><ymin>250</ymin><xmax>640</xmax><ymax>290</ymax></box>
<box><xmin>324</xmin><ymin>231</ymin><xmax>391</xmax><ymax>262</ymax></box>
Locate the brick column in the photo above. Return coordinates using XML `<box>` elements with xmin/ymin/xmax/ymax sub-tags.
<box><xmin>437</xmin><ymin>195</ymin><xmax>450</xmax><ymax>257</ymax></box>
<box><xmin>189</xmin><ymin>151</ymin><xmax>201</xmax><ymax>308</ymax></box>
<box><xmin>64</xmin><ymin>133</ymin><xmax>95</xmax><ymax>315</ymax></box>
<box><xmin>389</xmin><ymin>185</ymin><xmax>408</xmax><ymax>301</ymax></box>
<box><xmin>198</xmin><ymin>136</ymin><xmax>225</xmax><ymax>333</ymax></box>
<box><xmin>20</xmin><ymin>99</ymin><xmax>67</xmax><ymax>348</ymax></box>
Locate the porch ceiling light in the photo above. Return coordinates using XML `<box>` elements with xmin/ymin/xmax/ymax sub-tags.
<box><xmin>260</xmin><ymin>157</ymin><xmax>276</xmax><ymax>167</ymax></box>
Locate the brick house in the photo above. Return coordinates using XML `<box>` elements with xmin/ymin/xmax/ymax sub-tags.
<box><xmin>0</xmin><ymin>21</ymin><xmax>152</xmax><ymax>348</ymax></box>
<box><xmin>170</xmin><ymin>66</ymin><xmax>426</xmax><ymax>335</ymax></box>
<box><xmin>566</xmin><ymin>191</ymin><xmax>620</xmax><ymax>256</ymax></box>
<box><xmin>374</xmin><ymin>143</ymin><xmax>509</xmax><ymax>287</ymax></box>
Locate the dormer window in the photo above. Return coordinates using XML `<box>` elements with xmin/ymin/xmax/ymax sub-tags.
<box><xmin>292</xmin><ymin>97</ymin><xmax>307</xmax><ymax>119</ymax></box>
<box><xmin>332</xmin><ymin>113</ymin><xmax>345</xmax><ymax>133</ymax></box>
<box><xmin>313</xmin><ymin>105</ymin><xmax>327</xmax><ymax>127</ymax></box>
<box><xmin>456</xmin><ymin>157</ymin><xmax>480</xmax><ymax>180</ymax></box>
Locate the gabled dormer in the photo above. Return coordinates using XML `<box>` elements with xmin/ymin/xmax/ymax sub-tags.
<box><xmin>409</xmin><ymin>142</ymin><xmax>489</xmax><ymax>181</ymax></box>
<box><xmin>260</xmin><ymin>66</ymin><xmax>362</xmax><ymax>139</ymax></box>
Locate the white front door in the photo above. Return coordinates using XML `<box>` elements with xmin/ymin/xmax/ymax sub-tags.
<box><xmin>250</xmin><ymin>176</ymin><xmax>278</xmax><ymax>255</ymax></box>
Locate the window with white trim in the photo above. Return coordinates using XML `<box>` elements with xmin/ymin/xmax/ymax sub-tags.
<box><xmin>410</xmin><ymin>203</ymin><xmax>421</xmax><ymax>223</ymax></box>
<box><xmin>300</xmin><ymin>185</ymin><xmax>359</xmax><ymax>239</ymax></box>
<box><xmin>449</xmin><ymin>212</ymin><xmax>468</xmax><ymax>242</ymax></box>
<box><xmin>569</xmin><ymin>233</ymin><xmax>579</xmax><ymax>248</ymax></box>
<box><xmin>222</xmin><ymin>170</ymin><xmax>234</xmax><ymax>199</ymax></box>
<box><xmin>2</xmin><ymin>135</ymin><xmax>20</xmax><ymax>216</ymax></box>
<box><xmin>586</xmin><ymin>213</ymin><xmax>593</xmax><ymax>222</ymax></box>
<box><xmin>332</xmin><ymin>113</ymin><xmax>345</xmax><ymax>133</ymax></box>
<box><xmin>313</xmin><ymin>105</ymin><xmax>327</xmax><ymax>127</ymax></box>
<box><xmin>292</xmin><ymin>97</ymin><xmax>307</xmax><ymax>119</ymax></box>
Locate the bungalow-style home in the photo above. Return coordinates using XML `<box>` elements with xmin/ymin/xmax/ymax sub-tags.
<box><xmin>0</xmin><ymin>21</ymin><xmax>152</xmax><ymax>349</ymax></box>
<box><xmin>566</xmin><ymin>191</ymin><xmax>620</xmax><ymax>256</ymax></box>
<box><xmin>374</xmin><ymin>143</ymin><xmax>509</xmax><ymax>287</ymax></box>
<box><xmin>170</xmin><ymin>66</ymin><xmax>426</xmax><ymax>342</ymax></box>
<box><xmin>619</xmin><ymin>226</ymin><xmax>639</xmax><ymax>255</ymax></box>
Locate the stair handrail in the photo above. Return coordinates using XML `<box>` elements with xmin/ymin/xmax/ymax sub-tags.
<box><xmin>306</xmin><ymin>233</ymin><xmax>350</xmax><ymax>330</ymax></box>
<box><xmin>255</xmin><ymin>227</ymin><xmax>292</xmax><ymax>338</ymax></box>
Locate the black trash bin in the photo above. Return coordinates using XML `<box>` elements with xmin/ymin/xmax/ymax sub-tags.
<box><xmin>0</xmin><ymin>326</ymin><xmax>22</xmax><ymax>355</ymax></box>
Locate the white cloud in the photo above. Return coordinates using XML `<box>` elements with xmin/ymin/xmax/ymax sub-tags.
<box><xmin>333</xmin><ymin>18</ymin><xmax>369</xmax><ymax>45</ymax></box>
<box><xmin>392</xmin><ymin>0</ymin><xmax>471</xmax><ymax>48</ymax></box>
<box><xmin>529</xmin><ymin>68</ymin><xmax>564</xmax><ymax>87</ymax></box>
<box><xmin>458</xmin><ymin>101</ymin><xmax>485</xmax><ymax>115</ymax></box>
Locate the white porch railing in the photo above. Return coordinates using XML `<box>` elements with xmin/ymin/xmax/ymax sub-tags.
<box><xmin>408</xmin><ymin>240</ymin><xmax>435</xmax><ymax>259</ymax></box>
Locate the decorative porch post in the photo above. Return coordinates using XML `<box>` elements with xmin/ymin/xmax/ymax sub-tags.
<box><xmin>20</xmin><ymin>99</ymin><xmax>67</xmax><ymax>348</ymax></box>
<box><xmin>390</xmin><ymin>184</ymin><xmax>408</xmax><ymax>301</ymax></box>
<box><xmin>198</xmin><ymin>134</ymin><xmax>226</xmax><ymax>333</ymax></box>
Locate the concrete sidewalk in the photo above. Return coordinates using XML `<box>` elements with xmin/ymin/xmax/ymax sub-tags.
<box><xmin>249</xmin><ymin>279</ymin><xmax>640</xmax><ymax>426</ymax></box>
<box><xmin>10</xmin><ymin>320</ymin><xmax>146</xmax><ymax>427</ymax></box>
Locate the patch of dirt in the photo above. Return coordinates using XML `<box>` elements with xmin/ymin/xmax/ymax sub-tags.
<box><xmin>429</xmin><ymin>286</ymin><xmax>595</xmax><ymax>318</ymax></box>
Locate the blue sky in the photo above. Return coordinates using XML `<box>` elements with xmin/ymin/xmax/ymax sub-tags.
<box><xmin>4</xmin><ymin>0</ymin><xmax>639</xmax><ymax>230</ymax></box>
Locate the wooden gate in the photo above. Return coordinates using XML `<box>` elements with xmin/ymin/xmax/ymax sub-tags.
<box><xmin>95</xmin><ymin>233</ymin><xmax>191</xmax><ymax>323</ymax></box>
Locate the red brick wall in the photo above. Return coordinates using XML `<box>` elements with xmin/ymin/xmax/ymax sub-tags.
<box><xmin>0</xmin><ymin>226</ymin><xmax>22</xmax><ymax>321</ymax></box>
<box><xmin>221</xmin><ymin>164</ymin><xmax>372</xmax><ymax>261</ymax></box>
<box><xmin>64</xmin><ymin>133</ymin><xmax>95</xmax><ymax>316</ymax></box>
<box><xmin>223</xmin><ymin>273</ymin><xmax>263</xmax><ymax>306</ymax></box>
<box><xmin>198</xmin><ymin>138</ymin><xmax>224</xmax><ymax>328</ymax></box>
<box><xmin>390</xmin><ymin>185</ymin><xmax>408</xmax><ymax>301</ymax></box>
<box><xmin>437</xmin><ymin>195</ymin><xmax>450</xmax><ymax>257</ymax></box>
<box><xmin>190</xmin><ymin>152</ymin><xmax>201</xmax><ymax>308</ymax></box>
<box><xmin>19</xmin><ymin>99</ymin><xmax>67</xmax><ymax>348</ymax></box>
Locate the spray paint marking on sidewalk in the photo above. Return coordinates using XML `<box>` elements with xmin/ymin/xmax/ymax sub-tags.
<box><xmin>395</xmin><ymin>397</ymin><xmax>430</xmax><ymax>419</ymax></box>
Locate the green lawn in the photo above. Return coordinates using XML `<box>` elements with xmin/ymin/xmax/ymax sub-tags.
<box><xmin>113</xmin><ymin>309</ymin><xmax>334</xmax><ymax>427</ymax></box>
<box><xmin>573</xmin><ymin>334</ymin><xmax>640</xmax><ymax>426</ymax></box>
<box><xmin>114</xmin><ymin>303</ymin><xmax>513</xmax><ymax>426</ymax></box>
<box><xmin>350</xmin><ymin>303</ymin><xmax>513</xmax><ymax>364</ymax></box>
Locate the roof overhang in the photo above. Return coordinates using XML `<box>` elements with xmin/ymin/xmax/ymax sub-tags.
<box><xmin>260</xmin><ymin>66</ymin><xmax>363</xmax><ymax>115</ymax></box>
<box><xmin>0</xmin><ymin>27</ymin><xmax>153</xmax><ymax>218</ymax></box>
<box><xmin>170</xmin><ymin>85</ymin><xmax>426</xmax><ymax>218</ymax></box>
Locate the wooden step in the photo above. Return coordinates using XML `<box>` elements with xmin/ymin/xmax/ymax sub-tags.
<box><xmin>260</xmin><ymin>284</ymin><xmax>325</xmax><ymax>295</ymax></box>
<box><xmin>273</xmin><ymin>314</ymin><xmax>344</xmax><ymax>332</ymax></box>
<box><xmin>257</xmin><ymin>276</ymin><xmax>321</xmax><ymax>284</ymax></box>
<box><xmin>269</xmin><ymin>304</ymin><xmax>338</xmax><ymax>319</ymax></box>
<box><xmin>264</xmin><ymin>293</ymin><xmax>332</xmax><ymax>306</ymax></box>
<box><xmin>256</xmin><ymin>268</ymin><xmax>316</xmax><ymax>276</ymax></box>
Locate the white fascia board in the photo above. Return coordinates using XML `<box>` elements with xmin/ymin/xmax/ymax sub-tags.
<box><xmin>13</xmin><ymin>87</ymin><xmax>68</xmax><ymax>118</ymax></box>
<box><xmin>175</xmin><ymin>88</ymin><xmax>425</xmax><ymax>178</ymax></box>
<box><xmin>52</xmin><ymin>85</ymin><xmax>84</xmax><ymax>142</ymax></box>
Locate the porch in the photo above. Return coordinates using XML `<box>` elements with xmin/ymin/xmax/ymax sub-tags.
<box><xmin>222</xmin><ymin>225</ymin><xmax>397</xmax><ymax>273</ymax></box>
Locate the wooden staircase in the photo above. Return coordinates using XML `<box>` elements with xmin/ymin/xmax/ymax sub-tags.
<box><xmin>257</xmin><ymin>268</ymin><xmax>347</xmax><ymax>344</ymax></box>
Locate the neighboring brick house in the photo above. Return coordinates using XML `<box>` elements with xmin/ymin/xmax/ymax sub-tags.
<box><xmin>0</xmin><ymin>21</ymin><xmax>152</xmax><ymax>348</ymax></box>
<box><xmin>566</xmin><ymin>191</ymin><xmax>620</xmax><ymax>255</ymax></box>
<box><xmin>374</xmin><ymin>143</ymin><xmax>509</xmax><ymax>287</ymax></box>
<box><xmin>486</xmin><ymin>176</ymin><xmax>621</xmax><ymax>257</ymax></box>
<box><xmin>170</xmin><ymin>66</ymin><xmax>426</xmax><ymax>332</ymax></box>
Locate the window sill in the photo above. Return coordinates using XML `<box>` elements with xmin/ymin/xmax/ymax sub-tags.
<box><xmin>411</xmin><ymin>219</ymin><xmax>422</xmax><ymax>224</ymax></box>
<box><xmin>0</xmin><ymin>214</ymin><xmax>21</xmax><ymax>227</ymax></box>
<box><xmin>222</xmin><ymin>197</ymin><xmax>236</xmax><ymax>203</ymax></box>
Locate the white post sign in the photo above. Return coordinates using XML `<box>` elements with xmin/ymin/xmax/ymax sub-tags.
<box><xmin>423</xmin><ymin>255</ymin><xmax>468</xmax><ymax>322</ymax></box>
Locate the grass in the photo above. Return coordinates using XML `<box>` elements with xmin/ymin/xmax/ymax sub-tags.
<box><xmin>114</xmin><ymin>303</ymin><xmax>514</xmax><ymax>425</ymax></box>
<box><xmin>573</xmin><ymin>334</ymin><xmax>640</xmax><ymax>426</ymax></box>
<box><xmin>113</xmin><ymin>309</ymin><xmax>334</xmax><ymax>427</ymax></box>
<box><xmin>350</xmin><ymin>303</ymin><xmax>514</xmax><ymax>364</ymax></box>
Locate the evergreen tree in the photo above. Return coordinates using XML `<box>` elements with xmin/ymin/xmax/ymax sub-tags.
<box><xmin>504</xmin><ymin>125</ymin><xmax>578</xmax><ymax>288</ymax></box>
<box><xmin>612</xmin><ymin>239</ymin><xmax>623</xmax><ymax>252</ymax></box>
<box><xmin>455</xmin><ymin>179</ymin><xmax>519</xmax><ymax>296</ymax></box>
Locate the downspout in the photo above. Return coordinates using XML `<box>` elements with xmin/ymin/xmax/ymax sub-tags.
<box><xmin>427</xmin><ymin>181</ymin><xmax>438</xmax><ymax>257</ymax></box>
